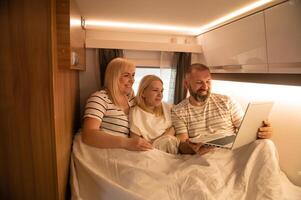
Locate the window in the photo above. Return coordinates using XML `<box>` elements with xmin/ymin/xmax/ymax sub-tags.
<box><xmin>133</xmin><ymin>67</ymin><xmax>173</xmax><ymax>103</ymax></box>
<box><xmin>124</xmin><ymin>50</ymin><xmax>201</xmax><ymax>104</ymax></box>
<box><xmin>124</xmin><ymin>50</ymin><xmax>175</xmax><ymax>103</ymax></box>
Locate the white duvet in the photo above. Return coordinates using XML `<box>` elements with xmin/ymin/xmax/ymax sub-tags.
<box><xmin>71</xmin><ymin>134</ymin><xmax>301</xmax><ymax>200</ymax></box>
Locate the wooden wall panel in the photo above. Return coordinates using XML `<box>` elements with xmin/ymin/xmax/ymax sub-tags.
<box><xmin>0</xmin><ymin>0</ymin><xmax>80</xmax><ymax>199</ymax></box>
<box><xmin>0</xmin><ymin>0</ymin><xmax>57</xmax><ymax>199</ymax></box>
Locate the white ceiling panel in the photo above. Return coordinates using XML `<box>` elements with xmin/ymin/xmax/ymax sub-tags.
<box><xmin>75</xmin><ymin>0</ymin><xmax>285</xmax><ymax>35</ymax></box>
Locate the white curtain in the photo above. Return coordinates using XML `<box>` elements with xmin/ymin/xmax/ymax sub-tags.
<box><xmin>159</xmin><ymin>52</ymin><xmax>175</xmax><ymax>104</ymax></box>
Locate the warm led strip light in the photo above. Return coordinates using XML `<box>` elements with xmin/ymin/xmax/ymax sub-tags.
<box><xmin>70</xmin><ymin>19</ymin><xmax>81</xmax><ymax>27</ymax></box>
<box><xmin>84</xmin><ymin>0</ymin><xmax>274</xmax><ymax>35</ymax></box>
<box><xmin>212</xmin><ymin>80</ymin><xmax>301</xmax><ymax>104</ymax></box>
<box><xmin>195</xmin><ymin>0</ymin><xmax>273</xmax><ymax>34</ymax></box>
<box><xmin>85</xmin><ymin>20</ymin><xmax>196</xmax><ymax>34</ymax></box>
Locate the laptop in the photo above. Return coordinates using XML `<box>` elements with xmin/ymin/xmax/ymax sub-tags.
<box><xmin>189</xmin><ymin>102</ymin><xmax>274</xmax><ymax>150</ymax></box>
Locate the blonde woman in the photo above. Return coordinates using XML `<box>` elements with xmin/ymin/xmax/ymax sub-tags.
<box><xmin>81</xmin><ymin>57</ymin><xmax>152</xmax><ymax>151</ymax></box>
<box><xmin>129</xmin><ymin>75</ymin><xmax>179</xmax><ymax>154</ymax></box>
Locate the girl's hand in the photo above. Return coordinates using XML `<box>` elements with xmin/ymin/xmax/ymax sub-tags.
<box><xmin>124</xmin><ymin>137</ymin><xmax>153</xmax><ymax>151</ymax></box>
<box><xmin>164</xmin><ymin>126</ymin><xmax>175</xmax><ymax>136</ymax></box>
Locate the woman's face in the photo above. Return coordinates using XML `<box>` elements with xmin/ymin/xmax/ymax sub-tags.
<box><xmin>118</xmin><ymin>66</ymin><xmax>135</xmax><ymax>95</ymax></box>
<box><xmin>142</xmin><ymin>80</ymin><xmax>163</xmax><ymax>109</ymax></box>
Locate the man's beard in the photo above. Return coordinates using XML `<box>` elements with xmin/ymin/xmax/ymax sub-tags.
<box><xmin>189</xmin><ymin>86</ymin><xmax>211</xmax><ymax>102</ymax></box>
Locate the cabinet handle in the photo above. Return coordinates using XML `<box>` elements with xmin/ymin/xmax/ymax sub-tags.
<box><xmin>71</xmin><ymin>51</ymin><xmax>79</xmax><ymax>66</ymax></box>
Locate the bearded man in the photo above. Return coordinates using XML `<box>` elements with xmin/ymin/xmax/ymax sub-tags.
<box><xmin>171</xmin><ymin>63</ymin><xmax>273</xmax><ymax>155</ymax></box>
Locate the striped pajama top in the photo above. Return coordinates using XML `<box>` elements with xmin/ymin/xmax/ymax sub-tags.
<box><xmin>171</xmin><ymin>93</ymin><xmax>244</xmax><ymax>139</ymax></box>
<box><xmin>84</xmin><ymin>90</ymin><xmax>135</xmax><ymax>137</ymax></box>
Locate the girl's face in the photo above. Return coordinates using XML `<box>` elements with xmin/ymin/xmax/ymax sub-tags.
<box><xmin>119</xmin><ymin>66</ymin><xmax>135</xmax><ymax>95</ymax></box>
<box><xmin>142</xmin><ymin>80</ymin><xmax>163</xmax><ymax>109</ymax></box>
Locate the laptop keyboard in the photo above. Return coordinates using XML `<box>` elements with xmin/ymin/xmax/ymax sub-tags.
<box><xmin>206</xmin><ymin>135</ymin><xmax>236</xmax><ymax>145</ymax></box>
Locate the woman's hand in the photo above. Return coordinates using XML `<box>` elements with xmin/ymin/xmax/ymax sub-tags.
<box><xmin>124</xmin><ymin>137</ymin><xmax>153</xmax><ymax>151</ymax></box>
<box><xmin>257</xmin><ymin>120</ymin><xmax>273</xmax><ymax>139</ymax></box>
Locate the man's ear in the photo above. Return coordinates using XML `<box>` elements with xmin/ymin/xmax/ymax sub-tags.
<box><xmin>184</xmin><ymin>80</ymin><xmax>189</xmax><ymax>89</ymax></box>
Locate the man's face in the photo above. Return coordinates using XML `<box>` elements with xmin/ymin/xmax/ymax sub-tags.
<box><xmin>186</xmin><ymin>69</ymin><xmax>212</xmax><ymax>102</ymax></box>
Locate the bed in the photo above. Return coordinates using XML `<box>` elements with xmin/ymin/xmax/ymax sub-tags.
<box><xmin>71</xmin><ymin>134</ymin><xmax>301</xmax><ymax>200</ymax></box>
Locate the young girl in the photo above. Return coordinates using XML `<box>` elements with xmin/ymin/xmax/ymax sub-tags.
<box><xmin>129</xmin><ymin>75</ymin><xmax>179</xmax><ymax>154</ymax></box>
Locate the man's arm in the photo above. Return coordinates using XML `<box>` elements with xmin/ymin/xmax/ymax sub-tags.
<box><xmin>172</xmin><ymin>107</ymin><xmax>214</xmax><ymax>155</ymax></box>
<box><xmin>171</xmin><ymin>108</ymin><xmax>192</xmax><ymax>154</ymax></box>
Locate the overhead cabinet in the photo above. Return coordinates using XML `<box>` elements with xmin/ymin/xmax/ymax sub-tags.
<box><xmin>201</xmin><ymin>12</ymin><xmax>267</xmax><ymax>73</ymax></box>
<box><xmin>265</xmin><ymin>1</ymin><xmax>301</xmax><ymax>73</ymax></box>
<box><xmin>200</xmin><ymin>1</ymin><xmax>301</xmax><ymax>74</ymax></box>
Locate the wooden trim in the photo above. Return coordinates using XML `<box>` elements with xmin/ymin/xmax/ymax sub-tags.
<box><xmin>86</xmin><ymin>38</ymin><xmax>203</xmax><ymax>53</ymax></box>
<box><xmin>70</xmin><ymin>0</ymin><xmax>86</xmax><ymax>70</ymax></box>
<box><xmin>55</xmin><ymin>0</ymin><xmax>80</xmax><ymax>199</ymax></box>
<box><xmin>56</xmin><ymin>0</ymin><xmax>71</xmax><ymax>69</ymax></box>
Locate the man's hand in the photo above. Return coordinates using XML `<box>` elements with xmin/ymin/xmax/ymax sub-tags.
<box><xmin>178</xmin><ymin>139</ymin><xmax>214</xmax><ymax>155</ymax></box>
<box><xmin>187</xmin><ymin>141</ymin><xmax>203</xmax><ymax>153</ymax></box>
<box><xmin>187</xmin><ymin>141</ymin><xmax>215</xmax><ymax>155</ymax></box>
<box><xmin>197</xmin><ymin>145</ymin><xmax>215</xmax><ymax>155</ymax></box>
<box><xmin>257</xmin><ymin>120</ymin><xmax>273</xmax><ymax>139</ymax></box>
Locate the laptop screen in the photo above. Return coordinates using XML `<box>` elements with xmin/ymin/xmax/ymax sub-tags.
<box><xmin>204</xmin><ymin>102</ymin><xmax>274</xmax><ymax>149</ymax></box>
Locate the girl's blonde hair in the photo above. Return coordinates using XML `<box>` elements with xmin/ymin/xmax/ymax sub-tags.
<box><xmin>136</xmin><ymin>75</ymin><xmax>163</xmax><ymax>116</ymax></box>
<box><xmin>104</xmin><ymin>57</ymin><xmax>135</xmax><ymax>106</ymax></box>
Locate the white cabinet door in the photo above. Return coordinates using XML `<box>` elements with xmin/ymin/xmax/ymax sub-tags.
<box><xmin>202</xmin><ymin>12</ymin><xmax>267</xmax><ymax>73</ymax></box>
<box><xmin>265</xmin><ymin>1</ymin><xmax>301</xmax><ymax>73</ymax></box>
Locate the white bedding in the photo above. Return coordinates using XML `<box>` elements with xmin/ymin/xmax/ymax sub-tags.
<box><xmin>71</xmin><ymin>134</ymin><xmax>301</xmax><ymax>200</ymax></box>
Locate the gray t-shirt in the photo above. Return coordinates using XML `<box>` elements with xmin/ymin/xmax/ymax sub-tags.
<box><xmin>171</xmin><ymin>93</ymin><xmax>244</xmax><ymax>138</ymax></box>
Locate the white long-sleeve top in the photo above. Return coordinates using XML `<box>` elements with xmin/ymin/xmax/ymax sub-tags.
<box><xmin>129</xmin><ymin>102</ymin><xmax>172</xmax><ymax>141</ymax></box>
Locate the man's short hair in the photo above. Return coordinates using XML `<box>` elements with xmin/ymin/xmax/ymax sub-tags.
<box><xmin>186</xmin><ymin>63</ymin><xmax>210</xmax><ymax>75</ymax></box>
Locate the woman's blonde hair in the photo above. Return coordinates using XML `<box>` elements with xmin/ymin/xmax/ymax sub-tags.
<box><xmin>136</xmin><ymin>75</ymin><xmax>163</xmax><ymax>116</ymax></box>
<box><xmin>104</xmin><ymin>57</ymin><xmax>135</xmax><ymax>106</ymax></box>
